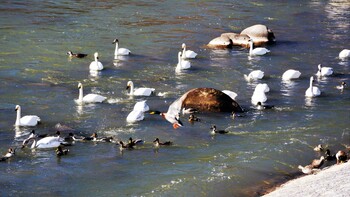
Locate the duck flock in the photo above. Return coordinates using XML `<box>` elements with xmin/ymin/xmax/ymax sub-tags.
<box><xmin>1</xmin><ymin>24</ymin><xmax>350</xmax><ymax>176</ymax></box>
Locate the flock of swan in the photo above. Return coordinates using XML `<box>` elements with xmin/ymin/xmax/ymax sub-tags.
<box><xmin>1</xmin><ymin>24</ymin><xmax>350</xmax><ymax>166</ymax></box>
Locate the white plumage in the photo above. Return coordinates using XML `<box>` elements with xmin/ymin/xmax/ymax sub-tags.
<box><xmin>89</xmin><ymin>52</ymin><xmax>104</xmax><ymax>71</ymax></box>
<box><xmin>316</xmin><ymin>64</ymin><xmax>333</xmax><ymax>77</ymax></box>
<box><xmin>305</xmin><ymin>76</ymin><xmax>321</xmax><ymax>97</ymax></box>
<box><xmin>181</xmin><ymin>43</ymin><xmax>197</xmax><ymax>59</ymax></box>
<box><xmin>251</xmin><ymin>87</ymin><xmax>267</xmax><ymax>105</ymax></box>
<box><xmin>126</xmin><ymin>100</ymin><xmax>149</xmax><ymax>123</ymax></box>
<box><xmin>176</xmin><ymin>51</ymin><xmax>191</xmax><ymax>73</ymax></box>
<box><xmin>255</xmin><ymin>83</ymin><xmax>270</xmax><ymax>93</ymax></box>
<box><xmin>15</xmin><ymin>105</ymin><xmax>41</xmax><ymax>127</ymax></box>
<box><xmin>244</xmin><ymin>70</ymin><xmax>264</xmax><ymax>82</ymax></box>
<box><xmin>113</xmin><ymin>38</ymin><xmax>131</xmax><ymax>57</ymax></box>
<box><xmin>76</xmin><ymin>82</ymin><xmax>106</xmax><ymax>104</ymax></box>
<box><xmin>339</xmin><ymin>49</ymin><xmax>350</xmax><ymax>59</ymax></box>
<box><xmin>30</xmin><ymin>136</ymin><xmax>65</xmax><ymax>149</ymax></box>
<box><xmin>133</xmin><ymin>100</ymin><xmax>149</xmax><ymax>112</ymax></box>
<box><xmin>282</xmin><ymin>69</ymin><xmax>301</xmax><ymax>81</ymax></box>
<box><xmin>126</xmin><ymin>81</ymin><xmax>155</xmax><ymax>96</ymax></box>
<box><xmin>248</xmin><ymin>39</ymin><xmax>270</xmax><ymax>56</ymax></box>
<box><xmin>222</xmin><ymin>90</ymin><xmax>238</xmax><ymax>100</ymax></box>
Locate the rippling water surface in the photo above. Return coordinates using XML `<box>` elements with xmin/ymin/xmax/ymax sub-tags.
<box><xmin>0</xmin><ymin>0</ymin><xmax>349</xmax><ymax>196</ymax></box>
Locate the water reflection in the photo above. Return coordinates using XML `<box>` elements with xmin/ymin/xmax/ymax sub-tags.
<box><xmin>280</xmin><ymin>80</ymin><xmax>297</xmax><ymax>97</ymax></box>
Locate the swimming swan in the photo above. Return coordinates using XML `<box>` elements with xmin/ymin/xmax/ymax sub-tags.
<box><xmin>251</xmin><ymin>88</ymin><xmax>267</xmax><ymax>105</ymax></box>
<box><xmin>248</xmin><ymin>39</ymin><xmax>270</xmax><ymax>56</ymax></box>
<box><xmin>126</xmin><ymin>101</ymin><xmax>150</xmax><ymax>123</ymax></box>
<box><xmin>181</xmin><ymin>43</ymin><xmax>197</xmax><ymax>59</ymax></box>
<box><xmin>339</xmin><ymin>49</ymin><xmax>350</xmax><ymax>60</ymax></box>
<box><xmin>26</xmin><ymin>136</ymin><xmax>66</xmax><ymax>149</ymax></box>
<box><xmin>89</xmin><ymin>52</ymin><xmax>104</xmax><ymax>71</ymax></box>
<box><xmin>221</xmin><ymin>90</ymin><xmax>238</xmax><ymax>100</ymax></box>
<box><xmin>176</xmin><ymin>51</ymin><xmax>191</xmax><ymax>73</ymax></box>
<box><xmin>15</xmin><ymin>105</ymin><xmax>41</xmax><ymax>127</ymax></box>
<box><xmin>76</xmin><ymin>82</ymin><xmax>106</xmax><ymax>104</ymax></box>
<box><xmin>113</xmin><ymin>38</ymin><xmax>131</xmax><ymax>57</ymax></box>
<box><xmin>282</xmin><ymin>69</ymin><xmax>301</xmax><ymax>81</ymax></box>
<box><xmin>126</xmin><ymin>81</ymin><xmax>155</xmax><ymax>96</ymax></box>
<box><xmin>244</xmin><ymin>70</ymin><xmax>264</xmax><ymax>82</ymax></box>
<box><xmin>316</xmin><ymin>64</ymin><xmax>333</xmax><ymax>77</ymax></box>
<box><xmin>305</xmin><ymin>76</ymin><xmax>321</xmax><ymax>97</ymax></box>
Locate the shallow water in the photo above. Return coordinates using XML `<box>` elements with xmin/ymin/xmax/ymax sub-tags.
<box><xmin>0</xmin><ymin>0</ymin><xmax>349</xmax><ymax>196</ymax></box>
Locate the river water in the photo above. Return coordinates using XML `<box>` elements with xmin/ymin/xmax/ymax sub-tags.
<box><xmin>0</xmin><ymin>0</ymin><xmax>349</xmax><ymax>196</ymax></box>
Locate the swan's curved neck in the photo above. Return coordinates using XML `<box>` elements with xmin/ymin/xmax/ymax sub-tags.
<box><xmin>129</xmin><ymin>83</ymin><xmax>134</xmax><ymax>95</ymax></box>
<box><xmin>181</xmin><ymin>46</ymin><xmax>186</xmax><ymax>59</ymax></box>
<box><xmin>177</xmin><ymin>53</ymin><xmax>182</xmax><ymax>69</ymax></box>
<box><xmin>15</xmin><ymin>108</ymin><xmax>21</xmax><ymax>126</ymax></box>
<box><xmin>249</xmin><ymin>42</ymin><xmax>254</xmax><ymax>55</ymax></box>
<box><xmin>309</xmin><ymin>78</ymin><xmax>314</xmax><ymax>94</ymax></box>
<box><xmin>31</xmin><ymin>138</ymin><xmax>37</xmax><ymax>149</ymax></box>
<box><xmin>114</xmin><ymin>42</ymin><xmax>119</xmax><ymax>56</ymax></box>
<box><xmin>79</xmin><ymin>87</ymin><xmax>83</xmax><ymax>101</ymax></box>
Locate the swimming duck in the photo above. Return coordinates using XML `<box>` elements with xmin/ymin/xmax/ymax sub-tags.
<box><xmin>153</xmin><ymin>138</ymin><xmax>173</xmax><ymax>147</ymax></box>
<box><xmin>240</xmin><ymin>24</ymin><xmax>275</xmax><ymax>44</ymax></box>
<box><xmin>231</xmin><ymin>112</ymin><xmax>245</xmax><ymax>119</ymax></box>
<box><xmin>181</xmin><ymin>43</ymin><xmax>197</xmax><ymax>59</ymax></box>
<box><xmin>176</xmin><ymin>51</ymin><xmax>191</xmax><ymax>73</ymax></box>
<box><xmin>244</xmin><ymin>70</ymin><xmax>264</xmax><ymax>82</ymax></box>
<box><xmin>0</xmin><ymin>148</ymin><xmax>16</xmax><ymax>162</ymax></box>
<box><xmin>14</xmin><ymin>105</ymin><xmax>41</xmax><ymax>127</ymax></box>
<box><xmin>316</xmin><ymin>64</ymin><xmax>333</xmax><ymax>77</ymax></box>
<box><xmin>256</xmin><ymin>102</ymin><xmax>274</xmax><ymax>110</ymax></box>
<box><xmin>128</xmin><ymin>137</ymin><xmax>144</xmax><ymax>146</ymax></box>
<box><xmin>76</xmin><ymin>82</ymin><xmax>106</xmax><ymax>104</ymax></box>
<box><xmin>313</xmin><ymin>144</ymin><xmax>324</xmax><ymax>152</ymax></box>
<box><xmin>336</xmin><ymin>81</ymin><xmax>346</xmax><ymax>91</ymax></box>
<box><xmin>126</xmin><ymin>81</ymin><xmax>155</xmax><ymax>96</ymax></box>
<box><xmin>113</xmin><ymin>38</ymin><xmax>131</xmax><ymax>57</ymax></box>
<box><xmin>67</xmin><ymin>51</ymin><xmax>88</xmax><ymax>58</ymax></box>
<box><xmin>210</xmin><ymin>125</ymin><xmax>228</xmax><ymax>135</ymax></box>
<box><xmin>89</xmin><ymin>52</ymin><xmax>104</xmax><ymax>71</ymax></box>
<box><xmin>188</xmin><ymin>114</ymin><xmax>200</xmax><ymax>123</ymax></box>
<box><xmin>305</xmin><ymin>76</ymin><xmax>321</xmax><ymax>98</ymax></box>
<box><xmin>248</xmin><ymin>39</ymin><xmax>270</xmax><ymax>56</ymax></box>
<box><xmin>335</xmin><ymin>150</ymin><xmax>347</xmax><ymax>164</ymax></box>
<box><xmin>89</xmin><ymin>133</ymin><xmax>114</xmax><ymax>142</ymax></box>
<box><xmin>118</xmin><ymin>141</ymin><xmax>134</xmax><ymax>151</ymax></box>
<box><xmin>282</xmin><ymin>69</ymin><xmax>301</xmax><ymax>81</ymax></box>
<box><xmin>339</xmin><ymin>49</ymin><xmax>350</xmax><ymax>60</ymax></box>
<box><xmin>56</xmin><ymin>146</ymin><xmax>69</xmax><ymax>156</ymax></box>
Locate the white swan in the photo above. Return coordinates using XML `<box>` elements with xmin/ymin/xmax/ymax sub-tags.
<box><xmin>126</xmin><ymin>110</ymin><xmax>145</xmax><ymax>123</ymax></box>
<box><xmin>126</xmin><ymin>81</ymin><xmax>155</xmax><ymax>96</ymax></box>
<box><xmin>133</xmin><ymin>100</ymin><xmax>149</xmax><ymax>112</ymax></box>
<box><xmin>222</xmin><ymin>90</ymin><xmax>238</xmax><ymax>100</ymax></box>
<box><xmin>316</xmin><ymin>64</ymin><xmax>333</xmax><ymax>77</ymax></box>
<box><xmin>113</xmin><ymin>38</ymin><xmax>131</xmax><ymax>57</ymax></box>
<box><xmin>76</xmin><ymin>82</ymin><xmax>106</xmax><ymax>104</ymax></box>
<box><xmin>248</xmin><ymin>39</ymin><xmax>270</xmax><ymax>56</ymax></box>
<box><xmin>244</xmin><ymin>70</ymin><xmax>264</xmax><ymax>82</ymax></box>
<box><xmin>176</xmin><ymin>51</ymin><xmax>191</xmax><ymax>73</ymax></box>
<box><xmin>15</xmin><ymin>105</ymin><xmax>41</xmax><ymax>127</ymax></box>
<box><xmin>339</xmin><ymin>49</ymin><xmax>350</xmax><ymax>59</ymax></box>
<box><xmin>255</xmin><ymin>83</ymin><xmax>270</xmax><ymax>93</ymax></box>
<box><xmin>181</xmin><ymin>43</ymin><xmax>197</xmax><ymax>59</ymax></box>
<box><xmin>89</xmin><ymin>52</ymin><xmax>104</xmax><ymax>71</ymax></box>
<box><xmin>305</xmin><ymin>76</ymin><xmax>321</xmax><ymax>97</ymax></box>
<box><xmin>29</xmin><ymin>136</ymin><xmax>66</xmax><ymax>149</ymax></box>
<box><xmin>251</xmin><ymin>88</ymin><xmax>267</xmax><ymax>105</ymax></box>
<box><xmin>282</xmin><ymin>69</ymin><xmax>301</xmax><ymax>81</ymax></box>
